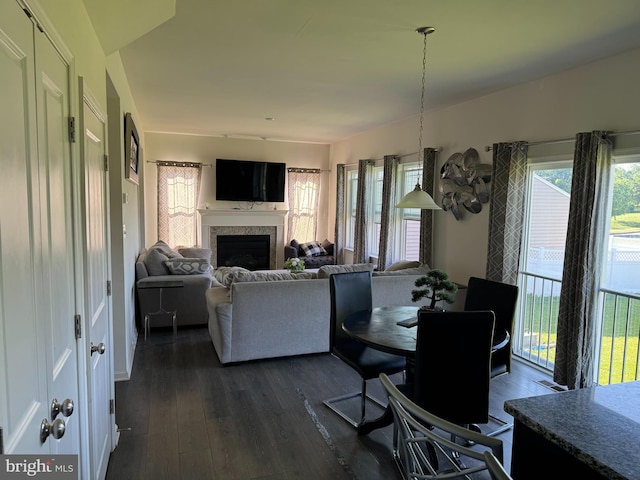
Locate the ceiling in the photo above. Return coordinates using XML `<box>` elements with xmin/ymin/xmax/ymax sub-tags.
<box><xmin>94</xmin><ymin>0</ymin><xmax>640</xmax><ymax>144</ymax></box>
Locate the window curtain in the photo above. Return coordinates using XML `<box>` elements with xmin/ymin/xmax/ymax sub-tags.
<box><xmin>353</xmin><ymin>159</ymin><xmax>374</xmax><ymax>264</ymax></box>
<box><xmin>287</xmin><ymin>168</ymin><xmax>321</xmax><ymax>243</ymax></box>
<box><xmin>157</xmin><ymin>161</ymin><xmax>203</xmax><ymax>247</ymax></box>
<box><xmin>334</xmin><ymin>164</ymin><xmax>346</xmax><ymax>265</ymax></box>
<box><xmin>419</xmin><ymin>147</ymin><xmax>438</xmax><ymax>267</ymax></box>
<box><xmin>377</xmin><ymin>155</ymin><xmax>400</xmax><ymax>271</ymax></box>
<box><xmin>554</xmin><ymin>131</ymin><xmax>612</xmax><ymax>390</ymax></box>
<box><xmin>485</xmin><ymin>142</ymin><xmax>528</xmax><ymax>284</ymax></box>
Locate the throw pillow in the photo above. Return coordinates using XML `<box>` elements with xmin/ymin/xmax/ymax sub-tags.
<box><xmin>150</xmin><ymin>240</ymin><xmax>182</xmax><ymax>259</ymax></box>
<box><xmin>385</xmin><ymin>260</ymin><xmax>422</xmax><ymax>272</ymax></box>
<box><xmin>321</xmin><ymin>239</ymin><xmax>334</xmax><ymax>256</ymax></box>
<box><xmin>144</xmin><ymin>248</ymin><xmax>171</xmax><ymax>276</ymax></box>
<box><xmin>299</xmin><ymin>241</ymin><xmax>327</xmax><ymax>257</ymax></box>
<box><xmin>165</xmin><ymin>258</ymin><xmax>211</xmax><ymax>275</ymax></box>
<box><xmin>213</xmin><ymin>266</ymin><xmax>250</xmax><ymax>288</ymax></box>
<box><xmin>178</xmin><ymin>247</ymin><xmax>212</xmax><ymax>261</ymax></box>
<box><xmin>317</xmin><ymin>263</ymin><xmax>375</xmax><ymax>279</ymax></box>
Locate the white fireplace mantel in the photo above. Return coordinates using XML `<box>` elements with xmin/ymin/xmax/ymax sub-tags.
<box><xmin>199</xmin><ymin>209</ymin><xmax>288</xmax><ymax>268</ymax></box>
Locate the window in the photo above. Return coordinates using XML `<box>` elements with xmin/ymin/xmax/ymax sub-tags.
<box><xmin>345</xmin><ymin>169</ymin><xmax>358</xmax><ymax>249</ymax></box>
<box><xmin>343</xmin><ymin>161</ymin><xmax>424</xmax><ymax>261</ymax></box>
<box><xmin>398</xmin><ymin>162</ymin><xmax>423</xmax><ymax>261</ymax></box>
<box><xmin>515</xmin><ymin>163</ymin><xmax>572</xmax><ymax>369</ymax></box>
<box><xmin>286</xmin><ymin>169</ymin><xmax>321</xmax><ymax>243</ymax></box>
<box><xmin>515</xmin><ymin>154</ymin><xmax>640</xmax><ymax>384</ymax></box>
<box><xmin>157</xmin><ymin>162</ymin><xmax>202</xmax><ymax>247</ymax></box>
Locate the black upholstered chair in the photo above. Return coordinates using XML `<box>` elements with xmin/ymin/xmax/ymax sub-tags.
<box><xmin>324</xmin><ymin>271</ymin><xmax>406</xmax><ymax>428</ymax></box>
<box><xmin>464</xmin><ymin>276</ymin><xmax>519</xmax><ymax>378</ymax></box>
<box><xmin>407</xmin><ymin>310</ymin><xmax>496</xmax><ymax>428</ymax></box>
<box><xmin>464</xmin><ymin>276</ymin><xmax>519</xmax><ymax>436</ymax></box>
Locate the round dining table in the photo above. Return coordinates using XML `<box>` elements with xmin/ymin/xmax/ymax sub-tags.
<box><xmin>341</xmin><ymin>305</ymin><xmax>510</xmax><ymax>434</ymax></box>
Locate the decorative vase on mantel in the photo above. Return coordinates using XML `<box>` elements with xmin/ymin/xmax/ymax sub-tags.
<box><xmin>411</xmin><ymin>269</ymin><xmax>458</xmax><ymax>312</ymax></box>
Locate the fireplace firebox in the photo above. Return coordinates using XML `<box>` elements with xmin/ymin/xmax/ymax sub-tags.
<box><xmin>217</xmin><ymin>234</ymin><xmax>270</xmax><ymax>270</ymax></box>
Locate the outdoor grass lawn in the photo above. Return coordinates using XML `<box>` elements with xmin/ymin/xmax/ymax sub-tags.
<box><xmin>529</xmin><ymin>335</ymin><xmax>638</xmax><ymax>386</ymax></box>
<box><xmin>610</xmin><ymin>212</ymin><xmax>640</xmax><ymax>234</ymax></box>
<box><xmin>521</xmin><ymin>293</ymin><xmax>640</xmax><ymax>386</ymax></box>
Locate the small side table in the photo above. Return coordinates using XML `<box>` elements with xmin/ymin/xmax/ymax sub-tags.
<box><xmin>137</xmin><ymin>280</ymin><xmax>184</xmax><ymax>340</ymax></box>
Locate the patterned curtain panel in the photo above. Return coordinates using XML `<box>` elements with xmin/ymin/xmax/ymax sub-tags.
<box><xmin>485</xmin><ymin>142</ymin><xmax>528</xmax><ymax>284</ymax></box>
<box><xmin>334</xmin><ymin>164</ymin><xmax>346</xmax><ymax>265</ymax></box>
<box><xmin>157</xmin><ymin>161</ymin><xmax>203</xmax><ymax>247</ymax></box>
<box><xmin>419</xmin><ymin>148</ymin><xmax>438</xmax><ymax>267</ymax></box>
<box><xmin>287</xmin><ymin>168</ymin><xmax>321</xmax><ymax>243</ymax></box>
<box><xmin>353</xmin><ymin>159</ymin><xmax>374</xmax><ymax>264</ymax></box>
<box><xmin>377</xmin><ymin>155</ymin><xmax>400</xmax><ymax>271</ymax></box>
<box><xmin>554</xmin><ymin>131</ymin><xmax>612</xmax><ymax>390</ymax></box>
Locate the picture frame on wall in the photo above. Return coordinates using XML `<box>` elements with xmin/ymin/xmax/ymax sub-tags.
<box><xmin>124</xmin><ymin>112</ymin><xmax>139</xmax><ymax>185</ymax></box>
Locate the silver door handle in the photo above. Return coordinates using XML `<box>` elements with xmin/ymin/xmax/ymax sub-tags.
<box><xmin>40</xmin><ymin>418</ymin><xmax>65</xmax><ymax>443</ymax></box>
<box><xmin>51</xmin><ymin>397</ymin><xmax>74</xmax><ymax>420</ymax></box>
<box><xmin>90</xmin><ymin>342</ymin><xmax>106</xmax><ymax>355</ymax></box>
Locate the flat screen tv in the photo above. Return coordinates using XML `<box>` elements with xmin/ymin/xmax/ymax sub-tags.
<box><xmin>215</xmin><ymin>159</ymin><xmax>286</xmax><ymax>202</ymax></box>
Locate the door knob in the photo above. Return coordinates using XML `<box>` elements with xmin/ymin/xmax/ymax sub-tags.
<box><xmin>51</xmin><ymin>397</ymin><xmax>74</xmax><ymax>420</ymax></box>
<box><xmin>90</xmin><ymin>342</ymin><xmax>106</xmax><ymax>355</ymax></box>
<box><xmin>40</xmin><ymin>418</ymin><xmax>65</xmax><ymax>443</ymax></box>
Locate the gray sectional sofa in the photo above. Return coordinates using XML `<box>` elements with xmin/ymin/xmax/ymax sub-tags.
<box><xmin>206</xmin><ymin>262</ymin><xmax>466</xmax><ymax>365</ymax></box>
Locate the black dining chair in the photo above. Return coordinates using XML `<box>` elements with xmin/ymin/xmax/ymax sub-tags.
<box><xmin>405</xmin><ymin>309</ymin><xmax>496</xmax><ymax>429</ymax></box>
<box><xmin>464</xmin><ymin>276</ymin><xmax>519</xmax><ymax>435</ymax></box>
<box><xmin>324</xmin><ymin>271</ymin><xmax>406</xmax><ymax>428</ymax></box>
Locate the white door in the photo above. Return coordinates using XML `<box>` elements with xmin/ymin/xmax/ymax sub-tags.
<box><xmin>80</xmin><ymin>79</ymin><xmax>114</xmax><ymax>480</ymax></box>
<box><xmin>34</xmin><ymin>14</ymin><xmax>81</xmax><ymax>456</ymax></box>
<box><xmin>0</xmin><ymin>0</ymin><xmax>80</xmax><ymax>456</ymax></box>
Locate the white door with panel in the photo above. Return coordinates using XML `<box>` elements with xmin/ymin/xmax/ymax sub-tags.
<box><xmin>0</xmin><ymin>0</ymin><xmax>80</xmax><ymax>459</ymax></box>
<box><xmin>80</xmin><ymin>79</ymin><xmax>114</xmax><ymax>480</ymax></box>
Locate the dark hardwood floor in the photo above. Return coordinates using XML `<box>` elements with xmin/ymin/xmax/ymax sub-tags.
<box><xmin>105</xmin><ymin>325</ymin><xmax>556</xmax><ymax>480</ymax></box>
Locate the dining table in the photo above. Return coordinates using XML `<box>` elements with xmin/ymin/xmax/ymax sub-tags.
<box><xmin>342</xmin><ymin>305</ymin><xmax>510</xmax><ymax>434</ymax></box>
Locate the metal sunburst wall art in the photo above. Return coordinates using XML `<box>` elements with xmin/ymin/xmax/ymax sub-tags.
<box><xmin>439</xmin><ymin>147</ymin><xmax>492</xmax><ymax>220</ymax></box>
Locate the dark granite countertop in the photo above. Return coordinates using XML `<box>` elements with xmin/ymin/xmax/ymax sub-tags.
<box><xmin>504</xmin><ymin>381</ymin><xmax>640</xmax><ymax>480</ymax></box>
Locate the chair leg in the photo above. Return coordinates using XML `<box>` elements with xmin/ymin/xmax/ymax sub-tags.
<box><xmin>486</xmin><ymin>414</ymin><xmax>513</xmax><ymax>437</ymax></box>
<box><xmin>323</xmin><ymin>378</ymin><xmax>386</xmax><ymax>428</ymax></box>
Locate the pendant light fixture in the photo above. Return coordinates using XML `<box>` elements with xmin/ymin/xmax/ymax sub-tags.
<box><xmin>396</xmin><ymin>26</ymin><xmax>441</xmax><ymax>210</ymax></box>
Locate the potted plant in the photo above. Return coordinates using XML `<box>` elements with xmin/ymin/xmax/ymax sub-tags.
<box><xmin>411</xmin><ymin>269</ymin><xmax>458</xmax><ymax>311</ymax></box>
<box><xmin>284</xmin><ymin>257</ymin><xmax>305</xmax><ymax>272</ymax></box>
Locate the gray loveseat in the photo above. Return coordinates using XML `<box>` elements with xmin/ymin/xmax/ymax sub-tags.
<box><xmin>206</xmin><ymin>263</ymin><xmax>467</xmax><ymax>365</ymax></box>
<box><xmin>135</xmin><ymin>241</ymin><xmax>215</xmax><ymax>330</ymax></box>
<box><xmin>284</xmin><ymin>239</ymin><xmax>336</xmax><ymax>268</ymax></box>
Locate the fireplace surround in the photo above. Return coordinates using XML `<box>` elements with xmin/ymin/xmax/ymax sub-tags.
<box><xmin>199</xmin><ymin>209</ymin><xmax>287</xmax><ymax>269</ymax></box>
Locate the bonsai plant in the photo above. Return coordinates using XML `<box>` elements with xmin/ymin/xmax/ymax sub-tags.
<box><xmin>411</xmin><ymin>269</ymin><xmax>458</xmax><ymax>310</ymax></box>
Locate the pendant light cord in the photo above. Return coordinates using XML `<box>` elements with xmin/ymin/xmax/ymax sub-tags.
<box><xmin>419</xmin><ymin>30</ymin><xmax>427</xmax><ymax>164</ymax></box>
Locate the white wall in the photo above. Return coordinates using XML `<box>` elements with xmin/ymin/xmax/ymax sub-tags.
<box><xmin>330</xmin><ymin>46</ymin><xmax>640</xmax><ymax>285</ymax></box>
<box><xmin>143</xmin><ymin>133</ymin><xmax>331</xmax><ymax>246</ymax></box>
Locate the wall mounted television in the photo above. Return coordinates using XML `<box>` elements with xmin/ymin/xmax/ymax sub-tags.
<box><xmin>215</xmin><ymin>159</ymin><xmax>286</xmax><ymax>202</ymax></box>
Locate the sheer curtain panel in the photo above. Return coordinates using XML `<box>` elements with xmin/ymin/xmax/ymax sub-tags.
<box><xmin>287</xmin><ymin>168</ymin><xmax>321</xmax><ymax>243</ymax></box>
<box><xmin>157</xmin><ymin>161</ymin><xmax>203</xmax><ymax>247</ymax></box>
